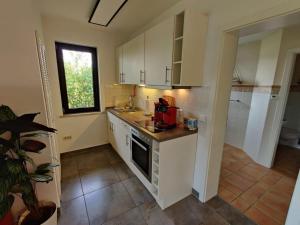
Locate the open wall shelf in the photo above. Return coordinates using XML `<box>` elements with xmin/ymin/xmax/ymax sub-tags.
<box><xmin>172</xmin><ymin>11</ymin><xmax>184</xmax><ymax>86</ymax></box>
<box><xmin>174</xmin><ymin>12</ymin><xmax>184</xmax><ymax>39</ymax></box>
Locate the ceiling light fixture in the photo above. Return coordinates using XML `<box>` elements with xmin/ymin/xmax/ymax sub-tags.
<box><xmin>89</xmin><ymin>0</ymin><xmax>128</xmax><ymax>27</ymax></box>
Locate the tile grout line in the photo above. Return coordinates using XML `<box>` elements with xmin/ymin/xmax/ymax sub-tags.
<box><xmin>221</xmin><ymin>147</ymin><xmax>291</xmax><ymax>224</ymax></box>
<box><xmin>246</xmin><ymin>175</ymin><xmax>287</xmax><ymax>224</ymax></box>
<box><xmin>106</xmin><ymin>149</ymin><xmax>150</xmax><ymax>224</ymax></box>
<box><xmin>75</xmin><ymin>155</ymin><xmax>91</xmax><ymax>225</ymax></box>
<box><xmin>78</xmin><ymin>148</ymin><xmax>140</xmax><ymax>225</ymax></box>
<box><xmin>76</xmin><ymin>148</ymin><xmax>122</xmax><ymax>196</ymax></box>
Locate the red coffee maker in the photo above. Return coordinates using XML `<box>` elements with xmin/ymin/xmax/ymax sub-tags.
<box><xmin>154</xmin><ymin>98</ymin><xmax>177</xmax><ymax>130</ymax></box>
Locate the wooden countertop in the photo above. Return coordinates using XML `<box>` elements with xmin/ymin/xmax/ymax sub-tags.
<box><xmin>107</xmin><ymin>108</ymin><xmax>198</xmax><ymax>142</ymax></box>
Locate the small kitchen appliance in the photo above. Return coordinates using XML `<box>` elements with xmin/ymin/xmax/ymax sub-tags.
<box><xmin>130</xmin><ymin>128</ymin><xmax>152</xmax><ymax>181</ymax></box>
<box><xmin>154</xmin><ymin>98</ymin><xmax>177</xmax><ymax>130</ymax></box>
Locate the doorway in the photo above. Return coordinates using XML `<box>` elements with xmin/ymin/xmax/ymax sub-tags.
<box><xmin>273</xmin><ymin>53</ymin><xmax>300</xmax><ymax>179</ymax></box>
<box><xmin>217</xmin><ymin>15</ymin><xmax>300</xmax><ymax>225</ymax></box>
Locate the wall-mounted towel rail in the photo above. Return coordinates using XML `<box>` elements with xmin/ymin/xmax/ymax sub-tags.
<box><xmin>229</xmin><ymin>99</ymin><xmax>250</xmax><ymax>108</ymax></box>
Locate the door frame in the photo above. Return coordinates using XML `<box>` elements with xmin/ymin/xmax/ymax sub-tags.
<box><xmin>204</xmin><ymin>10</ymin><xmax>300</xmax><ymax>201</ymax></box>
<box><xmin>269</xmin><ymin>49</ymin><xmax>300</xmax><ymax>166</ymax></box>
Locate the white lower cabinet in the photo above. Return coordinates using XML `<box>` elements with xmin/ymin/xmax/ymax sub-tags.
<box><xmin>151</xmin><ymin>134</ymin><xmax>198</xmax><ymax>209</ymax></box>
<box><xmin>107</xmin><ymin>111</ymin><xmax>198</xmax><ymax>209</ymax></box>
<box><xmin>107</xmin><ymin>112</ymin><xmax>130</xmax><ymax>162</ymax></box>
<box><xmin>116</xmin><ymin>120</ymin><xmax>131</xmax><ymax>162</ymax></box>
<box><xmin>107</xmin><ymin>112</ymin><xmax>118</xmax><ymax>151</ymax></box>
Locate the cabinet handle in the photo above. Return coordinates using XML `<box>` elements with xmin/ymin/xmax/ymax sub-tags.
<box><xmin>140</xmin><ymin>70</ymin><xmax>145</xmax><ymax>84</ymax></box>
<box><xmin>126</xmin><ymin>134</ymin><xmax>129</xmax><ymax>146</ymax></box>
<box><xmin>120</xmin><ymin>73</ymin><xmax>122</xmax><ymax>83</ymax></box>
<box><xmin>122</xmin><ymin>73</ymin><xmax>125</xmax><ymax>83</ymax></box>
<box><xmin>165</xmin><ymin>66</ymin><xmax>171</xmax><ymax>84</ymax></box>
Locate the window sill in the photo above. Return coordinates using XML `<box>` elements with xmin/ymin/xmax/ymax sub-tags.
<box><xmin>59</xmin><ymin>111</ymin><xmax>105</xmax><ymax>118</ymax></box>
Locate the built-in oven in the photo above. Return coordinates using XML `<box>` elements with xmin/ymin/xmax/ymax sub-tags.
<box><xmin>130</xmin><ymin>128</ymin><xmax>152</xmax><ymax>182</ymax></box>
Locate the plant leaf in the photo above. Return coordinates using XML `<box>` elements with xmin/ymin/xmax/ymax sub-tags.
<box><xmin>34</xmin><ymin>169</ymin><xmax>51</xmax><ymax>175</ymax></box>
<box><xmin>0</xmin><ymin>105</ymin><xmax>17</xmax><ymax>122</ymax></box>
<box><xmin>0</xmin><ymin>137</ymin><xmax>14</xmax><ymax>148</ymax></box>
<box><xmin>21</xmin><ymin>140</ymin><xmax>46</xmax><ymax>153</ymax></box>
<box><xmin>0</xmin><ymin>120</ymin><xmax>56</xmax><ymax>134</ymax></box>
<box><xmin>17</xmin><ymin>150</ymin><xmax>35</xmax><ymax>167</ymax></box>
<box><xmin>37</xmin><ymin>163</ymin><xmax>59</xmax><ymax>171</ymax></box>
<box><xmin>18</xmin><ymin>113</ymin><xmax>40</xmax><ymax>122</ymax></box>
<box><xmin>21</xmin><ymin>132</ymin><xmax>43</xmax><ymax>138</ymax></box>
<box><xmin>30</xmin><ymin>174</ymin><xmax>53</xmax><ymax>183</ymax></box>
<box><xmin>0</xmin><ymin>195</ymin><xmax>14</xmax><ymax>219</ymax></box>
<box><xmin>35</xmin><ymin>163</ymin><xmax>59</xmax><ymax>175</ymax></box>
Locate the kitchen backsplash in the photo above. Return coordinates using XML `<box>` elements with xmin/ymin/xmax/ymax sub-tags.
<box><xmin>134</xmin><ymin>86</ymin><xmax>210</xmax><ymax>119</ymax></box>
<box><xmin>104</xmin><ymin>84</ymin><xmax>132</xmax><ymax>107</ymax></box>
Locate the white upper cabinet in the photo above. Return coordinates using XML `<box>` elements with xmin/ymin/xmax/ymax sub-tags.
<box><xmin>145</xmin><ymin>17</ymin><xmax>174</xmax><ymax>86</ymax></box>
<box><xmin>116</xmin><ymin>3</ymin><xmax>208</xmax><ymax>87</ymax></box>
<box><xmin>116</xmin><ymin>46</ymin><xmax>123</xmax><ymax>83</ymax></box>
<box><xmin>122</xmin><ymin>33</ymin><xmax>145</xmax><ymax>85</ymax></box>
<box><xmin>179</xmin><ymin>7</ymin><xmax>208</xmax><ymax>86</ymax></box>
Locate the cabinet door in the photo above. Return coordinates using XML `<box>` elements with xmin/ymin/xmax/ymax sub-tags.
<box><xmin>145</xmin><ymin>17</ymin><xmax>174</xmax><ymax>86</ymax></box>
<box><xmin>123</xmin><ymin>34</ymin><xmax>145</xmax><ymax>84</ymax></box>
<box><xmin>180</xmin><ymin>8</ymin><xmax>208</xmax><ymax>86</ymax></box>
<box><xmin>116</xmin><ymin>46</ymin><xmax>123</xmax><ymax>84</ymax></box>
<box><xmin>116</xmin><ymin>121</ymin><xmax>131</xmax><ymax>162</ymax></box>
<box><xmin>107</xmin><ymin>113</ymin><xmax>118</xmax><ymax>151</ymax></box>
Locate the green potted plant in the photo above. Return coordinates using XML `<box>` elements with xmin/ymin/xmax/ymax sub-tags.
<box><xmin>0</xmin><ymin>105</ymin><xmax>59</xmax><ymax>225</ymax></box>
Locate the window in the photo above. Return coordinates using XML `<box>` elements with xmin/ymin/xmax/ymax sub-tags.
<box><xmin>55</xmin><ymin>42</ymin><xmax>100</xmax><ymax>114</ymax></box>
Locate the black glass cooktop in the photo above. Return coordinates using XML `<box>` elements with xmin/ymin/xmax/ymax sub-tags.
<box><xmin>134</xmin><ymin>120</ymin><xmax>164</xmax><ymax>133</ymax></box>
<box><xmin>135</xmin><ymin>120</ymin><xmax>176</xmax><ymax>133</ymax></box>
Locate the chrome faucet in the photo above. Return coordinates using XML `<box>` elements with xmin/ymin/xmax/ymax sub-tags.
<box><xmin>128</xmin><ymin>95</ymin><xmax>135</xmax><ymax>109</ymax></box>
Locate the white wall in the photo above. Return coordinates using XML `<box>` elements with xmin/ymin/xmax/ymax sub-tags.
<box><xmin>0</xmin><ymin>0</ymin><xmax>59</xmax><ymax>219</ymax></box>
<box><xmin>275</xmin><ymin>25</ymin><xmax>300</xmax><ymax>131</ymax></box>
<box><xmin>235</xmin><ymin>41</ymin><xmax>261</xmax><ymax>84</ymax></box>
<box><xmin>255</xmin><ymin>30</ymin><xmax>283</xmax><ymax>85</ymax></box>
<box><xmin>251</xmin><ymin>25</ymin><xmax>300</xmax><ymax>167</ymax></box>
<box><xmin>225</xmin><ymin>91</ymin><xmax>252</xmax><ymax>149</ymax></box>
<box><xmin>225</xmin><ymin>41</ymin><xmax>260</xmax><ymax>149</ymax></box>
<box><xmin>275</xmin><ymin>25</ymin><xmax>300</xmax><ymax>85</ymax></box>
<box><xmin>244</xmin><ymin>30</ymin><xmax>283</xmax><ymax>161</ymax></box>
<box><xmin>42</xmin><ymin>16</ymin><xmax>132</xmax><ymax>153</ymax></box>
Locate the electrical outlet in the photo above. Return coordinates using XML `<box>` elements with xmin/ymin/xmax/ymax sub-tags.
<box><xmin>63</xmin><ymin>136</ymin><xmax>72</xmax><ymax>140</ymax></box>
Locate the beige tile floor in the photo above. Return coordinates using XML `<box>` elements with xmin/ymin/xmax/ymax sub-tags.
<box><xmin>219</xmin><ymin>144</ymin><xmax>299</xmax><ymax>225</ymax></box>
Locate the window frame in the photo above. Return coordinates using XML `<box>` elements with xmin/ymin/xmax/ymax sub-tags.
<box><xmin>55</xmin><ymin>42</ymin><xmax>100</xmax><ymax>114</ymax></box>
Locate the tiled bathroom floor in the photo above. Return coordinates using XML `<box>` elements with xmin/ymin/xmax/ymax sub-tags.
<box><xmin>59</xmin><ymin>145</ymin><xmax>256</xmax><ymax>225</ymax></box>
<box><xmin>219</xmin><ymin>144</ymin><xmax>298</xmax><ymax>225</ymax></box>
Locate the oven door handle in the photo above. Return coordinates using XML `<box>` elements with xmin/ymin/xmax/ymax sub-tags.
<box><xmin>131</xmin><ymin>137</ymin><xmax>148</xmax><ymax>151</ymax></box>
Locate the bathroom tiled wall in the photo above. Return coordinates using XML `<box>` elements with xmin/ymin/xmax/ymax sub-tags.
<box><xmin>225</xmin><ymin>91</ymin><xmax>253</xmax><ymax>149</ymax></box>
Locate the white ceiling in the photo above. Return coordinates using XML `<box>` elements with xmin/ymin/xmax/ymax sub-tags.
<box><xmin>239</xmin><ymin>11</ymin><xmax>300</xmax><ymax>37</ymax></box>
<box><xmin>35</xmin><ymin>0</ymin><xmax>181</xmax><ymax>35</ymax></box>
